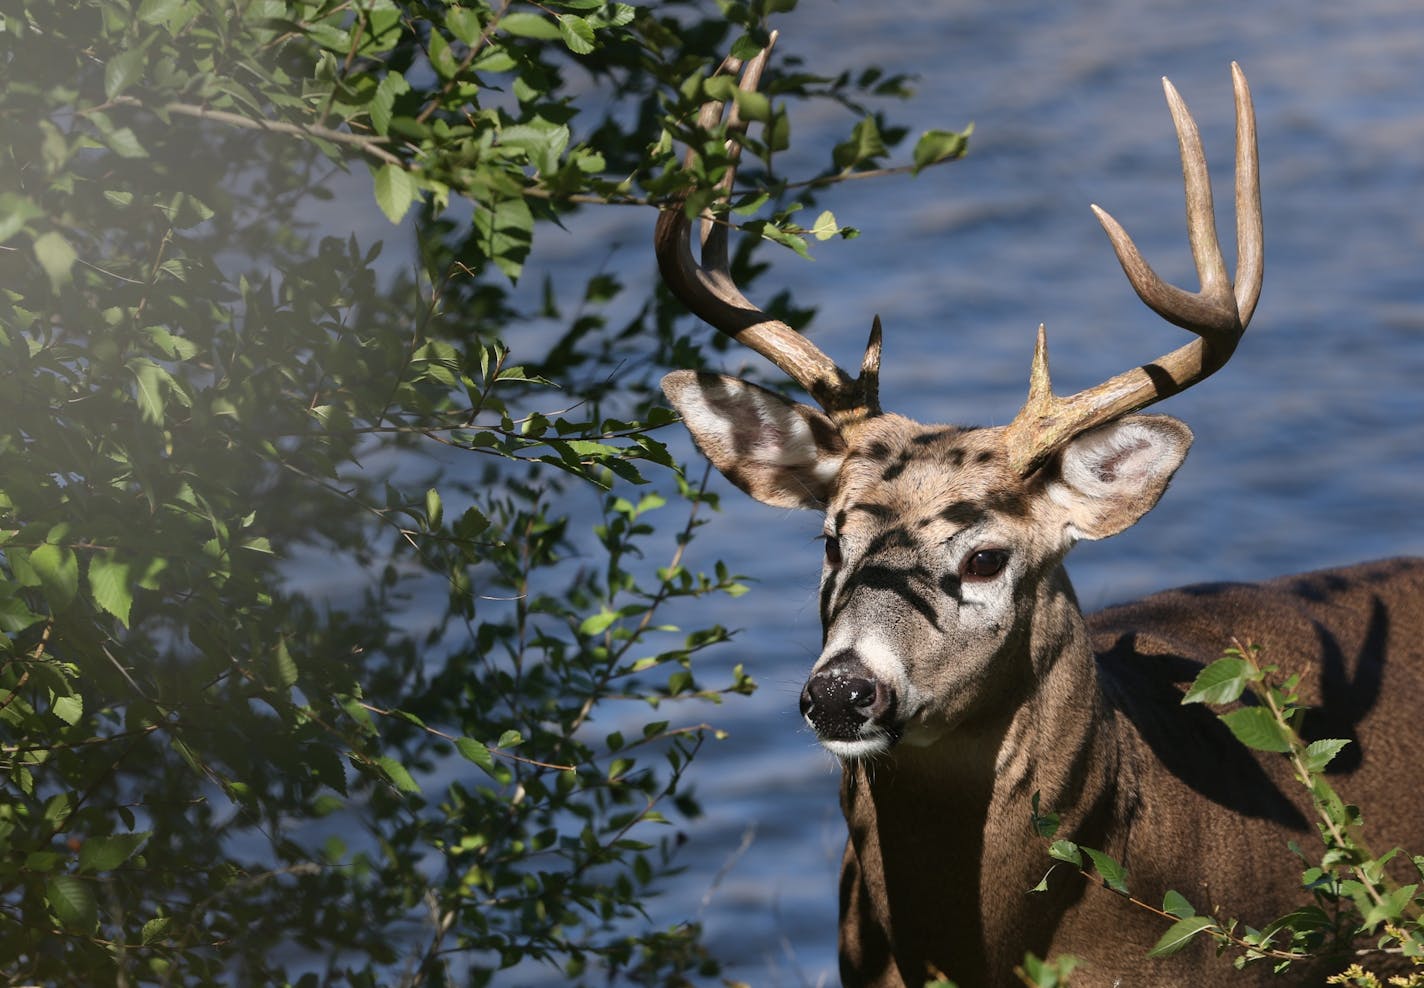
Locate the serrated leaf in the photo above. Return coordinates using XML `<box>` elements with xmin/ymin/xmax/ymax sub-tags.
<box><xmin>370</xmin><ymin>71</ymin><xmax>410</xmax><ymax>136</ymax></box>
<box><xmin>79</xmin><ymin>832</ymin><xmax>150</xmax><ymax>873</ymax></box>
<box><xmin>1219</xmin><ymin>705</ymin><xmax>1291</xmax><ymax>753</ymax></box>
<box><xmin>31</xmin><ymin>542</ymin><xmax>78</xmax><ymax>611</ymax></box>
<box><xmin>140</xmin><ymin>916</ymin><xmax>171</xmax><ymax>944</ymax></box>
<box><xmin>1047</xmin><ymin>839</ymin><xmax>1082</xmax><ymax>867</ymax></box>
<box><xmin>496</xmin><ymin>730</ymin><xmax>523</xmax><ymax>749</ymax></box>
<box><xmin>376</xmin><ymin>755</ymin><xmax>420</xmax><ymax>793</ymax></box>
<box><xmin>455</xmin><ymin>736</ymin><xmax>493</xmax><ymax>770</ymax></box>
<box><xmin>1162</xmin><ymin>889</ymin><xmax>1196</xmax><ymax>918</ymax></box>
<box><xmin>105</xmin><ymin>48</ymin><xmax>145</xmax><ymax>99</ymax></box>
<box><xmin>557</xmin><ymin>15</ymin><xmax>595</xmax><ymax>54</ymax></box>
<box><xmin>46</xmin><ymin>875</ymin><xmax>98</xmax><ymax>931</ymax></box>
<box><xmin>1147</xmin><ymin>915</ymin><xmax>1215</xmax><ymax>957</ymax></box>
<box><xmin>1083</xmin><ymin>847</ymin><xmax>1129</xmax><ymax>893</ymax></box>
<box><xmin>129</xmin><ymin>359</ymin><xmax>168</xmax><ymax>424</ymax></box>
<box><xmin>272</xmin><ymin>639</ymin><xmax>298</xmax><ymax>689</ymax></box>
<box><xmin>1303</xmin><ymin>738</ymin><xmax>1351</xmax><ymax>773</ymax></box>
<box><xmin>1182</xmin><ymin>656</ymin><xmax>1251</xmax><ymax>705</ymax></box>
<box><xmin>32</xmin><ymin>231</ymin><xmax>77</xmax><ymax>291</ymax></box>
<box><xmin>88</xmin><ymin>554</ymin><xmax>133</xmax><ymax>626</ymax></box>
<box><xmin>52</xmin><ymin>693</ymin><xmax>82</xmax><ymax>726</ymax></box>
<box><xmin>373</xmin><ymin>164</ymin><xmax>416</xmax><ymax>224</ymax></box>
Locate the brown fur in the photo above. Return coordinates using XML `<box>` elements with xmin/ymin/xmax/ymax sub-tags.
<box><xmin>663</xmin><ymin>374</ymin><xmax>1424</xmax><ymax>987</ymax></box>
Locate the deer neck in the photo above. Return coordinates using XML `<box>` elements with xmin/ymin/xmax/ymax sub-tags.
<box><xmin>838</xmin><ymin>564</ymin><xmax>1125</xmax><ymax>982</ymax></box>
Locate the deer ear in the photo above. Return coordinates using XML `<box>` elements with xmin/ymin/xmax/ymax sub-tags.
<box><xmin>1047</xmin><ymin>414</ymin><xmax>1193</xmax><ymax>541</ymax></box>
<box><xmin>661</xmin><ymin>370</ymin><xmax>846</xmax><ymax>509</ymax></box>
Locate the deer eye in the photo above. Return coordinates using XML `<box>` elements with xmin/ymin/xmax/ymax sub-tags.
<box><xmin>824</xmin><ymin>535</ymin><xmax>843</xmax><ymax>570</ymax></box>
<box><xmin>962</xmin><ymin>548</ymin><xmax>1008</xmax><ymax>580</ymax></box>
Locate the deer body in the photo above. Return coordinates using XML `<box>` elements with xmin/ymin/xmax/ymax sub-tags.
<box><xmin>836</xmin><ymin>555</ymin><xmax>1424</xmax><ymax>987</ymax></box>
<box><xmin>655</xmin><ymin>39</ymin><xmax>1424</xmax><ymax>988</ymax></box>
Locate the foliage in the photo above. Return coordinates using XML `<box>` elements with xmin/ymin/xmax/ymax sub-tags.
<box><xmin>1030</xmin><ymin>643</ymin><xmax>1424</xmax><ymax>983</ymax></box>
<box><xmin>0</xmin><ymin>0</ymin><xmax>963</xmax><ymax>984</ymax></box>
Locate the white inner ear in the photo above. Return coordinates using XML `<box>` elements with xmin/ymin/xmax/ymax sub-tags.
<box><xmin>1047</xmin><ymin>415</ymin><xmax>1192</xmax><ymax>542</ymax></box>
<box><xmin>678</xmin><ymin>377</ymin><xmax>839</xmax><ymax>482</ymax></box>
<box><xmin>1059</xmin><ymin>419</ymin><xmax>1179</xmax><ymax>496</ymax></box>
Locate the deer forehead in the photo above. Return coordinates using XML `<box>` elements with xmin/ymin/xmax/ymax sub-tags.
<box><xmin>829</xmin><ymin>420</ymin><xmax>1036</xmax><ymax>536</ymax></box>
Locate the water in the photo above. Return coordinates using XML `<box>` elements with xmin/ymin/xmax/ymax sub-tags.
<box><xmin>624</xmin><ymin>3</ymin><xmax>1424</xmax><ymax>984</ymax></box>
<box><xmin>299</xmin><ymin>2</ymin><xmax>1424</xmax><ymax>982</ymax></box>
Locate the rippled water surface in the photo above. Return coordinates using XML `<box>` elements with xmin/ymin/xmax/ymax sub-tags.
<box><xmin>310</xmin><ymin>2</ymin><xmax>1424</xmax><ymax>983</ymax></box>
<box><xmin>604</xmin><ymin>3</ymin><xmax>1424</xmax><ymax>984</ymax></box>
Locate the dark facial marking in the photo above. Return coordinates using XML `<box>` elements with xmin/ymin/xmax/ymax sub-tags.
<box><xmin>847</xmin><ymin>562</ymin><xmax>941</xmax><ymax>631</ymax></box>
<box><xmin>940</xmin><ymin>502</ymin><xmax>983</xmax><ymax>528</ymax></box>
<box><xmin>912</xmin><ymin>429</ymin><xmax>958</xmax><ymax>446</ymax></box>
<box><xmin>939</xmin><ymin>570</ymin><xmax>962</xmax><ymax>601</ymax></box>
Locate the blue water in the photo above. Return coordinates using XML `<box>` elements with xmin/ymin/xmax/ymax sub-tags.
<box><xmin>299</xmin><ymin>2</ymin><xmax>1424</xmax><ymax>983</ymax></box>
<box><xmin>621</xmin><ymin>3</ymin><xmax>1424</xmax><ymax>984</ymax></box>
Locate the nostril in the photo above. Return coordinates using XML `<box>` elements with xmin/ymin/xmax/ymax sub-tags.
<box><xmin>844</xmin><ymin>677</ymin><xmax>876</xmax><ymax>708</ymax></box>
<box><xmin>798</xmin><ymin>682</ymin><xmax>815</xmax><ymax>718</ymax></box>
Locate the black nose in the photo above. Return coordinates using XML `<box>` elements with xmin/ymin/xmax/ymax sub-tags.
<box><xmin>800</xmin><ymin>652</ymin><xmax>896</xmax><ymax>742</ymax></box>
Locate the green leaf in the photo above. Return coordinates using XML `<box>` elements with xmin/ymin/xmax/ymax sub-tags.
<box><xmin>52</xmin><ymin>693</ymin><xmax>82</xmax><ymax>726</ymax></box>
<box><xmin>31</xmin><ymin>542</ymin><xmax>79</xmax><ymax>611</ymax></box>
<box><xmin>1219</xmin><ymin>705</ymin><xmax>1292</xmax><ymax>753</ymax></box>
<box><xmin>496</xmin><ymin>730</ymin><xmax>523</xmax><ymax>749</ymax></box>
<box><xmin>579</xmin><ymin>609</ymin><xmax>618</xmax><ymax>636</ymax></box>
<box><xmin>376</xmin><ymin>755</ymin><xmax>420</xmax><ymax>793</ymax></box>
<box><xmin>105</xmin><ymin>48</ymin><xmax>145</xmax><ymax>99</ymax></box>
<box><xmin>1303</xmin><ymin>738</ymin><xmax>1351</xmax><ymax>773</ymax></box>
<box><xmin>913</xmin><ymin>127</ymin><xmax>971</xmax><ymax>174</ymax></box>
<box><xmin>832</xmin><ymin>116</ymin><xmax>887</xmax><ymax>171</ymax></box>
<box><xmin>79</xmin><ymin>832</ymin><xmax>150</xmax><ymax>873</ymax></box>
<box><xmin>1162</xmin><ymin>889</ymin><xmax>1196</xmax><ymax>919</ymax></box>
<box><xmin>137</xmin><ymin>0</ymin><xmax>184</xmax><ymax>24</ymax></box>
<box><xmin>427</xmin><ymin>29</ymin><xmax>459</xmax><ymax>79</ymax></box>
<box><xmin>46</xmin><ymin>875</ymin><xmax>98</xmax><ymax>931</ymax></box>
<box><xmin>140</xmin><ymin>916</ymin><xmax>171</xmax><ymax>945</ymax></box>
<box><xmin>32</xmin><ymin>231</ymin><xmax>77</xmax><ymax>291</ymax></box>
<box><xmin>1047</xmin><ymin>840</ymin><xmax>1081</xmax><ymax>867</ymax></box>
<box><xmin>272</xmin><ymin>639</ymin><xmax>298</xmax><ymax>689</ymax></box>
<box><xmin>455</xmin><ymin>736</ymin><xmax>494</xmax><ymax>771</ymax></box>
<box><xmin>500</xmin><ymin>11</ymin><xmax>561</xmax><ymax>39</ymax></box>
<box><xmin>1083</xmin><ymin>847</ymin><xmax>1129</xmax><ymax>894</ymax></box>
<box><xmin>88</xmin><ymin>554</ymin><xmax>134</xmax><ymax>626</ymax></box>
<box><xmin>557</xmin><ymin>15</ymin><xmax>595</xmax><ymax>54</ymax></box>
<box><xmin>1182</xmin><ymin>656</ymin><xmax>1252</xmax><ymax>705</ymax></box>
<box><xmin>373</xmin><ymin>164</ymin><xmax>416</xmax><ymax>224</ymax></box>
<box><xmin>811</xmin><ymin>210</ymin><xmax>838</xmax><ymax>241</ymax></box>
<box><xmin>370</xmin><ymin>71</ymin><xmax>410</xmax><ymax>136</ymax></box>
<box><xmin>129</xmin><ymin>358</ymin><xmax>169</xmax><ymax>424</ymax></box>
<box><xmin>1147</xmin><ymin>915</ymin><xmax>1215</xmax><ymax>957</ymax></box>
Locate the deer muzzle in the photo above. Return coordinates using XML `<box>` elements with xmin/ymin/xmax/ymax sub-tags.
<box><xmin>800</xmin><ymin>652</ymin><xmax>901</xmax><ymax>754</ymax></box>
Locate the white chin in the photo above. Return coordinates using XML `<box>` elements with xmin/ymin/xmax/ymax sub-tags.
<box><xmin>821</xmin><ymin>736</ymin><xmax>893</xmax><ymax>760</ymax></box>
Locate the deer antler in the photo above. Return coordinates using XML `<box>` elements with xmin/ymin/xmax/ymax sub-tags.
<box><xmin>1003</xmin><ymin>63</ymin><xmax>1262</xmax><ymax>476</ymax></box>
<box><xmin>654</xmin><ymin>34</ymin><xmax>883</xmax><ymax>430</ymax></box>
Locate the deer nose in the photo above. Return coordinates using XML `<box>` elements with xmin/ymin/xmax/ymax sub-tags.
<box><xmin>800</xmin><ymin>653</ymin><xmax>895</xmax><ymax>742</ymax></box>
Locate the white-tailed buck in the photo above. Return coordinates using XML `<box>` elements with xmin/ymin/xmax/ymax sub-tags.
<box><xmin>656</xmin><ymin>37</ymin><xmax>1424</xmax><ymax>988</ymax></box>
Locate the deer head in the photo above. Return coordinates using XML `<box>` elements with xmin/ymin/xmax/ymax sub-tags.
<box><xmin>657</xmin><ymin>37</ymin><xmax>1261</xmax><ymax>760</ymax></box>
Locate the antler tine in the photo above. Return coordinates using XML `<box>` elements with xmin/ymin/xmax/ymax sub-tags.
<box><xmin>1004</xmin><ymin>64</ymin><xmax>1263</xmax><ymax>476</ymax></box>
<box><xmin>655</xmin><ymin>34</ymin><xmax>881</xmax><ymax>427</ymax></box>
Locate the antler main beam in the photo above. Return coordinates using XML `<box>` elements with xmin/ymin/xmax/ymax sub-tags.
<box><xmin>654</xmin><ymin>34</ymin><xmax>882</xmax><ymax>428</ymax></box>
<box><xmin>1004</xmin><ymin>63</ymin><xmax>1262</xmax><ymax>476</ymax></box>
